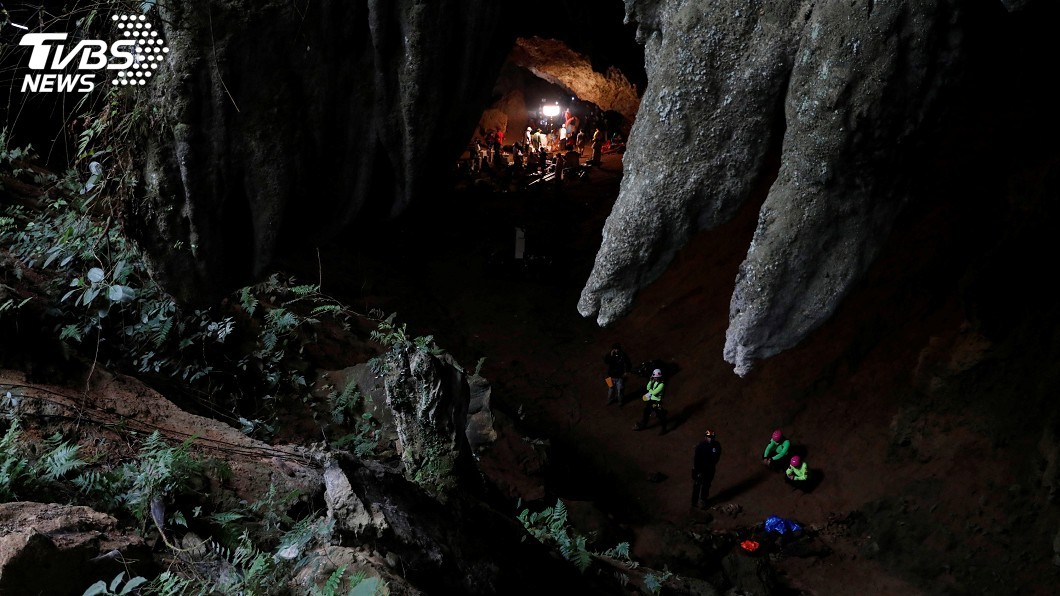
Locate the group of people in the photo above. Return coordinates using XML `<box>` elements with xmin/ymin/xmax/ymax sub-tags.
<box><xmin>603</xmin><ymin>343</ymin><xmax>667</xmax><ymax>433</ymax></box>
<box><xmin>688</xmin><ymin>426</ymin><xmax>814</xmax><ymax>509</ymax></box>
<box><xmin>762</xmin><ymin>428</ymin><xmax>811</xmax><ymax>489</ymax></box>
<box><xmin>601</xmin><ymin>344</ymin><xmax>815</xmax><ymax>510</ymax></box>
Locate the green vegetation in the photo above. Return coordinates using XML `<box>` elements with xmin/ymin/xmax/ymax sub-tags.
<box><xmin>519</xmin><ymin>499</ymin><xmax>603</xmax><ymax>573</ymax></box>
<box><xmin>2</xmin><ymin>100</ymin><xmax>390</xmax><ymax>592</ymax></box>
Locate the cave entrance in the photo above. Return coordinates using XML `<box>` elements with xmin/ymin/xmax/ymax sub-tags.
<box><xmin>457</xmin><ymin>36</ymin><xmax>641</xmax><ymax>191</ymax></box>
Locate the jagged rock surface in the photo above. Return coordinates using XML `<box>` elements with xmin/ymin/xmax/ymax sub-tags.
<box><xmin>510</xmin><ymin>36</ymin><xmax>641</xmax><ymax>122</ymax></box>
<box><xmin>381</xmin><ymin>347</ymin><xmax>475</xmax><ymax>501</ymax></box>
<box><xmin>323</xmin><ymin>453</ymin><xmax>598</xmax><ymax>594</ymax></box>
<box><xmin>0</xmin><ymin>502</ymin><xmax>151</xmax><ymax>595</ymax></box>
<box><xmin>579</xmin><ymin>0</ymin><xmax>970</xmax><ymax>375</ymax></box>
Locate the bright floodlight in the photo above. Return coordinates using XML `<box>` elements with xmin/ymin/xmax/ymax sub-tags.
<box><xmin>542</xmin><ymin>104</ymin><xmax>561</xmax><ymax>117</ymax></box>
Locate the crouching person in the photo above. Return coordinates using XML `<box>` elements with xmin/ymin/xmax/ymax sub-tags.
<box><xmin>785</xmin><ymin>456</ymin><xmax>810</xmax><ymax>490</ymax></box>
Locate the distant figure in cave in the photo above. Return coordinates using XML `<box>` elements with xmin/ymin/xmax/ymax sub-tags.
<box><xmin>692</xmin><ymin>429</ymin><xmax>722</xmax><ymax>508</ymax></box>
<box><xmin>576</xmin><ymin>129</ymin><xmax>586</xmax><ymax>153</ymax></box>
<box><xmin>604</xmin><ymin>343</ymin><xmax>632</xmax><ymax>405</ymax></box>
<box><xmin>633</xmin><ymin>368</ymin><xmax>668</xmax><ymax>433</ymax></box>
<box><xmin>589</xmin><ymin>127</ymin><xmax>605</xmax><ymax>166</ymax></box>
<box><xmin>512</xmin><ymin>143</ymin><xmax>524</xmax><ymax>170</ymax></box>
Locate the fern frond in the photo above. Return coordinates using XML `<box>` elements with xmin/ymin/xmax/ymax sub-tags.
<box><xmin>317</xmin><ymin>565</ymin><xmax>347</xmax><ymax>596</ymax></box>
<box><xmin>40</xmin><ymin>441</ymin><xmax>84</xmax><ymax>481</ymax></box>
<box><xmin>571</xmin><ymin>535</ymin><xmax>591</xmax><ymax>572</ymax></box>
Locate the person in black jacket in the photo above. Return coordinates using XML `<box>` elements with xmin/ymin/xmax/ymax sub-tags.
<box><xmin>603</xmin><ymin>343</ymin><xmax>632</xmax><ymax>405</ymax></box>
<box><xmin>692</xmin><ymin>429</ymin><xmax>722</xmax><ymax>508</ymax></box>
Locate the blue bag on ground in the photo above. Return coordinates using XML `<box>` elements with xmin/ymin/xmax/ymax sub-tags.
<box><xmin>764</xmin><ymin>515</ymin><xmax>802</xmax><ymax>535</ymax></box>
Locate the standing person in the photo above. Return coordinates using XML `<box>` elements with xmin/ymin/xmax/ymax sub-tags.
<box><xmin>576</xmin><ymin>129</ymin><xmax>586</xmax><ymax>153</ymax></box>
<box><xmin>762</xmin><ymin>429</ymin><xmax>791</xmax><ymax>470</ymax></box>
<box><xmin>633</xmin><ymin>369</ymin><xmax>668</xmax><ymax>433</ymax></box>
<box><xmin>590</xmin><ymin>127</ymin><xmax>605</xmax><ymax>166</ymax></box>
<box><xmin>603</xmin><ymin>343</ymin><xmax>632</xmax><ymax>405</ymax></box>
<box><xmin>525</xmin><ymin>126</ymin><xmax>533</xmax><ymax>148</ymax></box>
<box><xmin>692</xmin><ymin>430</ymin><xmax>721</xmax><ymax>508</ymax></box>
<box><xmin>536</xmin><ymin>129</ymin><xmax>549</xmax><ymax>152</ymax></box>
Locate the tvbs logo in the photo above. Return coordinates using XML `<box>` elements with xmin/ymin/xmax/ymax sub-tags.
<box><xmin>19</xmin><ymin>14</ymin><xmax>168</xmax><ymax>93</ymax></box>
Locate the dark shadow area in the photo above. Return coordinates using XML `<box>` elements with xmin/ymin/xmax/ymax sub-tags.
<box><xmin>710</xmin><ymin>468</ymin><xmax>772</xmax><ymax>504</ymax></box>
<box><xmin>664</xmin><ymin>396</ymin><xmax>710</xmax><ymax>433</ymax></box>
<box><xmin>632</xmin><ymin>358</ymin><xmax>680</xmax><ymax>380</ymax></box>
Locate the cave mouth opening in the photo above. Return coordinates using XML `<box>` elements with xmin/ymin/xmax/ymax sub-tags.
<box><xmin>454</xmin><ymin>35</ymin><xmax>642</xmax><ymax>196</ymax></box>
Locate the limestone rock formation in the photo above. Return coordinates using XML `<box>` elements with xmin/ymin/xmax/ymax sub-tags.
<box><xmin>579</xmin><ymin>0</ymin><xmax>976</xmax><ymax>375</ymax></box>
<box><xmin>0</xmin><ymin>502</ymin><xmax>151</xmax><ymax>595</ymax></box>
<box><xmin>140</xmin><ymin>0</ymin><xmax>514</xmax><ymax>303</ymax></box>
<box><xmin>321</xmin><ymin>452</ymin><xmax>598</xmax><ymax>594</ymax></box>
<box><xmin>380</xmin><ymin>347</ymin><xmax>476</xmax><ymax>501</ymax></box>
<box><xmin>509</xmin><ymin>37</ymin><xmax>641</xmax><ymax>122</ymax></box>
<box><xmin>465</xmin><ymin>373</ymin><xmax>498</xmax><ymax>450</ymax></box>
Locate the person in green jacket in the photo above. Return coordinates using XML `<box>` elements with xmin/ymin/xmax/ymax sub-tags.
<box><xmin>762</xmin><ymin>429</ymin><xmax>791</xmax><ymax>470</ymax></box>
<box><xmin>785</xmin><ymin>455</ymin><xmax>810</xmax><ymax>488</ymax></box>
<box><xmin>633</xmin><ymin>369</ymin><xmax>668</xmax><ymax>434</ymax></box>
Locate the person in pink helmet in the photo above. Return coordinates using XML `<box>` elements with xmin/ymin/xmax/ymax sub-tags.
<box><xmin>785</xmin><ymin>455</ymin><xmax>809</xmax><ymax>488</ymax></box>
<box><xmin>762</xmin><ymin>429</ymin><xmax>791</xmax><ymax>470</ymax></box>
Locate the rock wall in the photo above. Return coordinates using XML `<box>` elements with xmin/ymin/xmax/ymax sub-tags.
<box><xmin>509</xmin><ymin>36</ymin><xmax>641</xmax><ymax>122</ymax></box>
<box><xmin>579</xmin><ymin>0</ymin><xmax>984</xmax><ymax>375</ymax></box>
<box><xmin>140</xmin><ymin>0</ymin><xmax>514</xmax><ymax>303</ymax></box>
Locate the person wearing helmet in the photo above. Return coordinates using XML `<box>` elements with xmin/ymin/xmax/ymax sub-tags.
<box><xmin>603</xmin><ymin>343</ymin><xmax>633</xmax><ymax>405</ymax></box>
<box><xmin>633</xmin><ymin>368</ymin><xmax>667</xmax><ymax>433</ymax></box>
<box><xmin>785</xmin><ymin>455</ymin><xmax>809</xmax><ymax>487</ymax></box>
<box><xmin>762</xmin><ymin>429</ymin><xmax>791</xmax><ymax>470</ymax></box>
<box><xmin>692</xmin><ymin>429</ymin><xmax>722</xmax><ymax>508</ymax></box>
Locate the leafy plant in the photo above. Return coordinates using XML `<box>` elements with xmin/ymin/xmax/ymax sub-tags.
<box><xmin>599</xmin><ymin>541</ymin><xmax>633</xmax><ymax>563</ymax></box>
<box><xmin>38</xmin><ymin>433</ymin><xmax>87</xmax><ymax>482</ymax></box>
<box><xmin>518</xmin><ymin>499</ymin><xmax>593</xmax><ymax>572</ymax></box>
<box><xmin>0</xmin><ymin>420</ymin><xmax>29</xmax><ymax>501</ymax></box>
<box><xmin>643</xmin><ymin>568</ymin><xmax>673</xmax><ymax>595</ymax></box>
<box><xmin>325</xmin><ymin>382</ymin><xmax>381</xmax><ymax>457</ymax></box>
<box><xmin>0</xmin><ymin>420</ymin><xmax>94</xmax><ymax>502</ymax></box>
<box><xmin>121</xmin><ymin>431</ymin><xmax>204</xmax><ymax>523</ymax></box>
<box><xmin>82</xmin><ymin>572</ymin><xmax>147</xmax><ymax>596</ymax></box>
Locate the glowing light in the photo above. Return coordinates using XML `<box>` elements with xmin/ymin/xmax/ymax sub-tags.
<box><xmin>542</xmin><ymin>104</ymin><xmax>561</xmax><ymax>117</ymax></box>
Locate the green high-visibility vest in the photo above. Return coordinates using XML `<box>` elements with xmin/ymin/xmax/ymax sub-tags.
<box><xmin>645</xmin><ymin>379</ymin><xmax>664</xmax><ymax>401</ymax></box>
